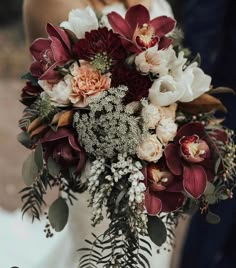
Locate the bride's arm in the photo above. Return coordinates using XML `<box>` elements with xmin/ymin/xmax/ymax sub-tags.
<box><xmin>23</xmin><ymin>0</ymin><xmax>88</xmax><ymax>43</ymax></box>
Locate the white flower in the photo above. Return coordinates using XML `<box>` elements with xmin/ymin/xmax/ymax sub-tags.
<box><xmin>141</xmin><ymin>103</ymin><xmax>161</xmax><ymax>129</ymax></box>
<box><xmin>135</xmin><ymin>46</ymin><xmax>169</xmax><ymax>75</ymax></box>
<box><xmin>178</xmin><ymin>62</ymin><xmax>211</xmax><ymax>102</ymax></box>
<box><xmin>156</xmin><ymin>118</ymin><xmax>178</xmax><ymax>144</ymax></box>
<box><xmin>168</xmin><ymin>50</ymin><xmax>187</xmax><ymax>79</ymax></box>
<box><xmin>148</xmin><ymin>75</ymin><xmax>186</xmax><ymax>106</ymax></box>
<box><xmin>136</xmin><ymin>135</ymin><xmax>163</xmax><ymax>163</ymax></box>
<box><xmin>38</xmin><ymin>79</ymin><xmax>71</xmax><ymax>106</ymax></box>
<box><xmin>60</xmin><ymin>7</ymin><xmax>98</xmax><ymax>39</ymax></box>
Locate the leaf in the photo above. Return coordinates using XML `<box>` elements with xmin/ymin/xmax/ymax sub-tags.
<box><xmin>28</xmin><ymin>118</ymin><xmax>42</xmax><ymax>133</ymax></box>
<box><xmin>17</xmin><ymin>131</ymin><xmax>34</xmax><ymax>149</ymax></box>
<box><xmin>178</xmin><ymin>93</ymin><xmax>227</xmax><ymax>115</ymax></box>
<box><xmin>48</xmin><ymin>197</ymin><xmax>69</xmax><ymax>232</ymax></box>
<box><xmin>30</xmin><ymin>124</ymin><xmax>48</xmax><ymax>138</ymax></box>
<box><xmin>22</xmin><ymin>152</ymin><xmax>38</xmax><ymax>186</ymax></box>
<box><xmin>192</xmin><ymin>53</ymin><xmax>201</xmax><ymax>66</ymax></box>
<box><xmin>51</xmin><ymin>111</ymin><xmax>73</xmax><ymax>129</ymax></box>
<box><xmin>47</xmin><ymin>157</ymin><xmax>60</xmax><ymax>177</ymax></box>
<box><xmin>209</xmin><ymin>86</ymin><xmax>235</xmax><ymax>95</ymax></box>
<box><xmin>21</xmin><ymin>72</ymin><xmax>38</xmax><ymax>86</ymax></box>
<box><xmin>35</xmin><ymin>144</ymin><xmax>44</xmax><ymax>171</ymax></box>
<box><xmin>206</xmin><ymin>211</ymin><xmax>221</xmax><ymax>224</ymax></box>
<box><xmin>147</xmin><ymin>216</ymin><xmax>167</xmax><ymax>246</ymax></box>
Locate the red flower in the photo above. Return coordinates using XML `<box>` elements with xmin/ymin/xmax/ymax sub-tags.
<box><xmin>144</xmin><ymin>162</ymin><xmax>185</xmax><ymax>215</ymax></box>
<box><xmin>30</xmin><ymin>24</ymin><xmax>72</xmax><ymax>81</ymax></box>
<box><xmin>164</xmin><ymin>122</ymin><xmax>214</xmax><ymax>199</ymax></box>
<box><xmin>40</xmin><ymin>128</ymin><xmax>86</xmax><ymax>173</ymax></box>
<box><xmin>111</xmin><ymin>63</ymin><xmax>152</xmax><ymax>102</ymax></box>
<box><xmin>73</xmin><ymin>27</ymin><xmax>126</xmax><ymax>72</ymax></box>
<box><xmin>21</xmin><ymin>81</ymin><xmax>43</xmax><ymax>106</ymax></box>
<box><xmin>107</xmin><ymin>4</ymin><xmax>175</xmax><ymax>53</ymax></box>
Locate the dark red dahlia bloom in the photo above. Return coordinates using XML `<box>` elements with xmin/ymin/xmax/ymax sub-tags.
<box><xmin>30</xmin><ymin>23</ymin><xmax>72</xmax><ymax>81</ymax></box>
<box><xmin>164</xmin><ymin>122</ymin><xmax>216</xmax><ymax>199</ymax></box>
<box><xmin>73</xmin><ymin>27</ymin><xmax>126</xmax><ymax>73</ymax></box>
<box><xmin>111</xmin><ymin>63</ymin><xmax>152</xmax><ymax>102</ymax></box>
<box><xmin>21</xmin><ymin>81</ymin><xmax>43</xmax><ymax>106</ymax></box>
<box><xmin>144</xmin><ymin>162</ymin><xmax>185</xmax><ymax>215</ymax></box>
<box><xmin>107</xmin><ymin>4</ymin><xmax>175</xmax><ymax>53</ymax></box>
<box><xmin>40</xmin><ymin>128</ymin><xmax>86</xmax><ymax>173</ymax></box>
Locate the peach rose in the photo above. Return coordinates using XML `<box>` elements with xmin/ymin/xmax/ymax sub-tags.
<box><xmin>142</xmin><ymin>103</ymin><xmax>161</xmax><ymax>129</ymax></box>
<box><xmin>156</xmin><ymin>118</ymin><xmax>178</xmax><ymax>144</ymax></box>
<box><xmin>136</xmin><ymin>134</ymin><xmax>163</xmax><ymax>163</ymax></box>
<box><xmin>69</xmin><ymin>62</ymin><xmax>111</xmax><ymax>107</ymax></box>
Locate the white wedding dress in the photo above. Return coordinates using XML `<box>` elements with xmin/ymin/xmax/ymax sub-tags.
<box><xmin>0</xmin><ymin>1</ymin><xmax>174</xmax><ymax>268</ymax></box>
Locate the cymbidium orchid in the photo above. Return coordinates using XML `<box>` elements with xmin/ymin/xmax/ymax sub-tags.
<box><xmin>30</xmin><ymin>23</ymin><xmax>72</xmax><ymax>81</ymax></box>
<box><xmin>144</xmin><ymin>162</ymin><xmax>185</xmax><ymax>215</ymax></box>
<box><xmin>164</xmin><ymin>122</ymin><xmax>213</xmax><ymax>198</ymax></box>
<box><xmin>107</xmin><ymin>4</ymin><xmax>175</xmax><ymax>53</ymax></box>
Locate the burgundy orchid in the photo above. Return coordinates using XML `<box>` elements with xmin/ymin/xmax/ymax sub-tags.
<box><xmin>164</xmin><ymin>122</ymin><xmax>215</xmax><ymax>199</ymax></box>
<box><xmin>30</xmin><ymin>23</ymin><xmax>72</xmax><ymax>81</ymax></box>
<box><xmin>144</xmin><ymin>162</ymin><xmax>185</xmax><ymax>215</ymax></box>
<box><xmin>40</xmin><ymin>128</ymin><xmax>86</xmax><ymax>174</ymax></box>
<box><xmin>107</xmin><ymin>4</ymin><xmax>176</xmax><ymax>53</ymax></box>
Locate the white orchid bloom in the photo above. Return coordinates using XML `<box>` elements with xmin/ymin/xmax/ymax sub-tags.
<box><xmin>60</xmin><ymin>7</ymin><xmax>99</xmax><ymax>39</ymax></box>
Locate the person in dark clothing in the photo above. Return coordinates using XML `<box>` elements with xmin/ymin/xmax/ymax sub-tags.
<box><xmin>180</xmin><ymin>1</ymin><xmax>236</xmax><ymax>267</ymax></box>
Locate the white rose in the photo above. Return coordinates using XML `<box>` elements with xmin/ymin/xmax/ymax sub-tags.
<box><xmin>148</xmin><ymin>75</ymin><xmax>186</xmax><ymax>106</ymax></box>
<box><xmin>136</xmin><ymin>135</ymin><xmax>163</xmax><ymax>163</ymax></box>
<box><xmin>156</xmin><ymin>118</ymin><xmax>178</xmax><ymax>144</ymax></box>
<box><xmin>179</xmin><ymin>62</ymin><xmax>211</xmax><ymax>102</ymax></box>
<box><xmin>168</xmin><ymin>50</ymin><xmax>187</xmax><ymax>79</ymax></box>
<box><xmin>60</xmin><ymin>7</ymin><xmax>98</xmax><ymax>39</ymax></box>
<box><xmin>38</xmin><ymin>79</ymin><xmax>71</xmax><ymax>106</ymax></box>
<box><xmin>141</xmin><ymin>103</ymin><xmax>161</xmax><ymax>129</ymax></box>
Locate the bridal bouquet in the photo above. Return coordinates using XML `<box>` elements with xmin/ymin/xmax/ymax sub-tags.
<box><xmin>18</xmin><ymin>4</ymin><xmax>236</xmax><ymax>267</ymax></box>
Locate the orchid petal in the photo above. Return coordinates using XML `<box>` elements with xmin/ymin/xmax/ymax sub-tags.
<box><xmin>149</xmin><ymin>16</ymin><xmax>176</xmax><ymax>37</ymax></box>
<box><xmin>175</xmin><ymin>122</ymin><xmax>206</xmax><ymax>142</ymax></box>
<box><xmin>164</xmin><ymin>144</ymin><xmax>182</xmax><ymax>176</ymax></box>
<box><xmin>158</xmin><ymin>37</ymin><xmax>173</xmax><ymax>50</ymax></box>
<box><xmin>30</xmin><ymin>38</ymin><xmax>51</xmax><ymax>60</ymax></box>
<box><xmin>125</xmin><ymin>4</ymin><xmax>150</xmax><ymax>30</ymax></box>
<box><xmin>107</xmin><ymin>12</ymin><xmax>132</xmax><ymax>38</ymax></box>
<box><xmin>50</xmin><ymin>36</ymin><xmax>71</xmax><ymax>62</ymax></box>
<box><xmin>158</xmin><ymin>191</ymin><xmax>185</xmax><ymax>212</ymax></box>
<box><xmin>183</xmin><ymin>165</ymin><xmax>207</xmax><ymax>199</ymax></box>
<box><xmin>145</xmin><ymin>190</ymin><xmax>162</xmax><ymax>215</ymax></box>
<box><xmin>46</xmin><ymin>23</ymin><xmax>71</xmax><ymax>51</ymax></box>
<box><xmin>30</xmin><ymin>61</ymin><xmax>43</xmax><ymax>77</ymax></box>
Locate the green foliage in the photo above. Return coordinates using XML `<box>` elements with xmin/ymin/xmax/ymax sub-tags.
<box><xmin>17</xmin><ymin>131</ymin><xmax>35</xmax><ymax>149</ymax></box>
<box><xmin>22</xmin><ymin>152</ymin><xmax>38</xmax><ymax>186</ymax></box>
<box><xmin>147</xmin><ymin>216</ymin><xmax>167</xmax><ymax>247</ymax></box>
<box><xmin>206</xmin><ymin>211</ymin><xmax>221</xmax><ymax>224</ymax></box>
<box><xmin>48</xmin><ymin>197</ymin><xmax>69</xmax><ymax>232</ymax></box>
<box><xmin>47</xmin><ymin>157</ymin><xmax>61</xmax><ymax>178</ymax></box>
<box><xmin>20</xmin><ymin>178</ymin><xmax>47</xmax><ymax>221</ymax></box>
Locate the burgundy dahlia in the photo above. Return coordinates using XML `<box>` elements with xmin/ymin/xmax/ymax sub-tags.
<box><xmin>30</xmin><ymin>23</ymin><xmax>72</xmax><ymax>81</ymax></box>
<box><xmin>107</xmin><ymin>4</ymin><xmax>176</xmax><ymax>53</ymax></box>
<box><xmin>144</xmin><ymin>162</ymin><xmax>185</xmax><ymax>215</ymax></box>
<box><xmin>111</xmin><ymin>63</ymin><xmax>152</xmax><ymax>102</ymax></box>
<box><xmin>73</xmin><ymin>27</ymin><xmax>126</xmax><ymax>73</ymax></box>
<box><xmin>164</xmin><ymin>122</ymin><xmax>215</xmax><ymax>199</ymax></box>
<box><xmin>40</xmin><ymin>128</ymin><xmax>86</xmax><ymax>174</ymax></box>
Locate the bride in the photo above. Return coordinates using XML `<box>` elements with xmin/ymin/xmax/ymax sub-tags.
<box><xmin>21</xmin><ymin>1</ymin><xmax>175</xmax><ymax>267</ymax></box>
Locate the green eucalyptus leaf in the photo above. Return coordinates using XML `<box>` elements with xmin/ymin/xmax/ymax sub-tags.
<box><xmin>147</xmin><ymin>216</ymin><xmax>167</xmax><ymax>246</ymax></box>
<box><xmin>35</xmin><ymin>144</ymin><xmax>44</xmax><ymax>171</ymax></box>
<box><xmin>17</xmin><ymin>132</ymin><xmax>34</xmax><ymax>149</ymax></box>
<box><xmin>21</xmin><ymin>72</ymin><xmax>38</xmax><ymax>86</ymax></box>
<box><xmin>47</xmin><ymin>157</ymin><xmax>60</xmax><ymax>177</ymax></box>
<box><xmin>48</xmin><ymin>197</ymin><xmax>69</xmax><ymax>232</ymax></box>
<box><xmin>206</xmin><ymin>194</ymin><xmax>217</xmax><ymax>205</ymax></box>
<box><xmin>22</xmin><ymin>152</ymin><xmax>38</xmax><ymax>186</ymax></box>
<box><xmin>206</xmin><ymin>211</ymin><xmax>221</xmax><ymax>224</ymax></box>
